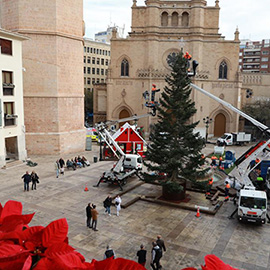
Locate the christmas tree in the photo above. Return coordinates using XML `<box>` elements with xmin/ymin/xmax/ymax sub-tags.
<box><xmin>143</xmin><ymin>51</ymin><xmax>208</xmax><ymax>193</ymax></box>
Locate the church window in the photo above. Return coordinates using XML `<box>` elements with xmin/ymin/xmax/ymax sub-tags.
<box><xmin>219</xmin><ymin>61</ymin><xmax>228</xmax><ymax>79</ymax></box>
<box><xmin>182</xmin><ymin>12</ymin><xmax>189</xmax><ymax>27</ymax></box>
<box><xmin>172</xmin><ymin>12</ymin><xmax>178</xmax><ymax>26</ymax></box>
<box><xmin>161</xmin><ymin>12</ymin><xmax>168</xmax><ymax>26</ymax></box>
<box><xmin>121</xmin><ymin>59</ymin><xmax>129</xmax><ymax>76</ymax></box>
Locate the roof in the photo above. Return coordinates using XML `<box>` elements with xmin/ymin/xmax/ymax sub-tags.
<box><xmin>240</xmin><ymin>189</ymin><xmax>267</xmax><ymax>199</ymax></box>
<box><xmin>0</xmin><ymin>28</ymin><xmax>29</xmax><ymax>41</ymax></box>
<box><xmin>112</xmin><ymin>123</ymin><xmax>147</xmax><ymax>144</ymax></box>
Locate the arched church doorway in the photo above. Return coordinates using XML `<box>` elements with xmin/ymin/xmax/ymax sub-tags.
<box><xmin>214</xmin><ymin>113</ymin><xmax>226</xmax><ymax>137</ymax></box>
<box><xmin>119</xmin><ymin>109</ymin><xmax>130</xmax><ymax>127</ymax></box>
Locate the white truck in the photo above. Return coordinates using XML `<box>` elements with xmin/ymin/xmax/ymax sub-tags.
<box><xmin>217</xmin><ymin>132</ymin><xmax>251</xmax><ymax>146</ymax></box>
<box><xmin>191</xmin><ymin>83</ymin><xmax>270</xmax><ymax>224</ymax></box>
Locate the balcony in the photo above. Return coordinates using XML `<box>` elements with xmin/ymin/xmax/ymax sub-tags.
<box><xmin>3</xmin><ymin>83</ymin><xmax>15</xmax><ymax>95</ymax></box>
<box><xmin>4</xmin><ymin>114</ymin><xmax>17</xmax><ymax>126</ymax></box>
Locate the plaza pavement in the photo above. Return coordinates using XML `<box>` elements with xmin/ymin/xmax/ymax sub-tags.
<box><xmin>1</xmin><ymin>143</ymin><xmax>270</xmax><ymax>269</ymax></box>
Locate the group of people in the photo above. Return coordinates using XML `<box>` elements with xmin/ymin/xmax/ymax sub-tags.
<box><xmin>103</xmin><ymin>195</ymin><xmax>122</xmax><ymax>216</ymax></box>
<box><xmin>21</xmin><ymin>171</ymin><xmax>39</xmax><ymax>191</ymax></box>
<box><xmin>55</xmin><ymin>156</ymin><xmax>90</xmax><ymax>178</ymax></box>
<box><xmin>102</xmin><ymin>236</ymin><xmax>166</xmax><ymax>269</ymax></box>
<box><xmin>86</xmin><ymin>203</ymin><xmax>99</xmax><ymax>231</ymax></box>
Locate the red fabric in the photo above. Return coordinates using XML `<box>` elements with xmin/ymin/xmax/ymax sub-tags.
<box><xmin>201</xmin><ymin>255</ymin><xmax>240</xmax><ymax>270</ymax></box>
<box><xmin>42</xmin><ymin>218</ymin><xmax>69</xmax><ymax>248</ymax></box>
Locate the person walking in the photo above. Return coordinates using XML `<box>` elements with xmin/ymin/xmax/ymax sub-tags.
<box><xmin>114</xmin><ymin>195</ymin><xmax>122</xmax><ymax>216</ymax></box>
<box><xmin>137</xmin><ymin>244</ymin><xmax>147</xmax><ymax>267</ymax></box>
<box><xmin>31</xmin><ymin>171</ymin><xmax>39</xmax><ymax>190</ymax></box>
<box><xmin>91</xmin><ymin>205</ymin><xmax>99</xmax><ymax>231</ymax></box>
<box><xmin>104</xmin><ymin>245</ymin><xmax>116</xmax><ymax>259</ymax></box>
<box><xmin>150</xmin><ymin>242</ymin><xmax>162</xmax><ymax>270</ymax></box>
<box><xmin>224</xmin><ymin>181</ymin><xmax>230</xmax><ymax>202</ymax></box>
<box><xmin>156</xmin><ymin>235</ymin><xmax>166</xmax><ymax>253</ymax></box>
<box><xmin>205</xmin><ymin>177</ymin><xmax>213</xmax><ymax>196</ymax></box>
<box><xmin>103</xmin><ymin>195</ymin><xmax>112</xmax><ymax>216</ymax></box>
<box><xmin>86</xmin><ymin>203</ymin><xmax>92</xmax><ymax>228</ymax></box>
<box><xmin>55</xmin><ymin>160</ymin><xmax>60</xmax><ymax>178</ymax></box>
<box><xmin>59</xmin><ymin>158</ymin><xmax>65</xmax><ymax>175</ymax></box>
<box><xmin>22</xmin><ymin>171</ymin><xmax>31</xmax><ymax>192</ymax></box>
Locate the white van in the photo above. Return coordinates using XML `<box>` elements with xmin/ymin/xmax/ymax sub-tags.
<box><xmin>238</xmin><ymin>188</ymin><xmax>267</xmax><ymax>224</ymax></box>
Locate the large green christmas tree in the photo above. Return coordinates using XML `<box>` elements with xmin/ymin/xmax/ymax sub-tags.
<box><xmin>144</xmin><ymin>51</ymin><xmax>208</xmax><ymax>193</ymax></box>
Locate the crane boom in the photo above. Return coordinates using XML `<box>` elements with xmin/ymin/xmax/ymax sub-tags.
<box><xmin>190</xmin><ymin>83</ymin><xmax>269</xmax><ymax>133</ymax></box>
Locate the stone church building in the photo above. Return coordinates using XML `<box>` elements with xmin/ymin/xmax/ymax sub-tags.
<box><xmin>94</xmin><ymin>0</ymin><xmax>242</xmax><ymax>138</ymax></box>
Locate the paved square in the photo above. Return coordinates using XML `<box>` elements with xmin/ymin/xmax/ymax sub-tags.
<box><xmin>1</xmin><ymin>145</ymin><xmax>270</xmax><ymax>269</ymax></box>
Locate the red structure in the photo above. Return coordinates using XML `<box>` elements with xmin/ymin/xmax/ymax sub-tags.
<box><xmin>112</xmin><ymin>123</ymin><xmax>146</xmax><ymax>157</ymax></box>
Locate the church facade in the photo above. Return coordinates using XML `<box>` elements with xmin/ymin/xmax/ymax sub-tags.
<box><xmin>95</xmin><ymin>0</ymin><xmax>242</xmax><ymax>138</ymax></box>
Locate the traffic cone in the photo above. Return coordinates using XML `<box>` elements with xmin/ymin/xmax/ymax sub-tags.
<box><xmin>195</xmin><ymin>207</ymin><xmax>201</xmax><ymax>218</ymax></box>
<box><xmin>84</xmin><ymin>185</ymin><xmax>89</xmax><ymax>192</ymax></box>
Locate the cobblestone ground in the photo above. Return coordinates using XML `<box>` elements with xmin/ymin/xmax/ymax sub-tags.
<box><xmin>1</xmin><ymin>143</ymin><xmax>269</xmax><ymax>270</ymax></box>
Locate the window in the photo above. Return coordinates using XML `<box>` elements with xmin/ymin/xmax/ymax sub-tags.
<box><xmin>103</xmin><ymin>50</ymin><xmax>105</xmax><ymax>55</ymax></box>
<box><xmin>90</xmin><ymin>48</ymin><xmax>93</xmax><ymax>53</ymax></box>
<box><xmin>262</xmin><ymin>51</ymin><xmax>269</xmax><ymax>55</ymax></box>
<box><xmin>105</xmin><ymin>51</ymin><xmax>108</xmax><ymax>56</ymax></box>
<box><xmin>101</xmin><ymin>58</ymin><xmax>104</xmax><ymax>65</ymax></box>
<box><xmin>261</xmin><ymin>64</ymin><xmax>268</xmax><ymax>68</ymax></box>
<box><xmin>97</xmin><ymin>78</ymin><xmax>100</xmax><ymax>83</ymax></box>
<box><xmin>105</xmin><ymin>59</ymin><xmax>109</xmax><ymax>66</ymax></box>
<box><xmin>262</xmin><ymin>57</ymin><xmax>268</xmax><ymax>62</ymax></box>
<box><xmin>97</xmin><ymin>68</ymin><xmax>100</xmax><ymax>75</ymax></box>
<box><xmin>84</xmin><ymin>56</ymin><xmax>86</xmax><ymax>63</ymax></box>
<box><xmin>105</xmin><ymin>69</ymin><xmax>108</xmax><ymax>75</ymax></box>
<box><xmin>121</xmin><ymin>59</ymin><xmax>129</xmax><ymax>76</ymax></box>
<box><xmin>87</xmin><ymin>47</ymin><xmax>90</xmax><ymax>53</ymax></box>
<box><xmin>87</xmin><ymin>78</ymin><xmax>90</xmax><ymax>84</ymax></box>
<box><xmin>92</xmin><ymin>78</ymin><xmax>95</xmax><ymax>84</ymax></box>
<box><xmin>161</xmin><ymin>12</ymin><xmax>168</xmax><ymax>26</ymax></box>
<box><xmin>84</xmin><ymin>77</ymin><xmax>86</xmax><ymax>84</ymax></box>
<box><xmin>101</xmin><ymin>69</ymin><xmax>104</xmax><ymax>75</ymax></box>
<box><xmin>84</xmin><ymin>67</ymin><xmax>86</xmax><ymax>74</ymax></box>
<box><xmin>101</xmin><ymin>79</ymin><xmax>104</xmax><ymax>82</ymax></box>
<box><xmin>87</xmin><ymin>57</ymin><xmax>91</xmax><ymax>63</ymax></box>
<box><xmin>97</xmin><ymin>58</ymin><xmax>100</xmax><ymax>65</ymax></box>
<box><xmin>172</xmin><ymin>12</ymin><xmax>179</xmax><ymax>26</ymax></box>
<box><xmin>84</xmin><ymin>47</ymin><xmax>86</xmax><ymax>52</ymax></box>
<box><xmin>108</xmin><ymin>51</ymin><xmax>110</xmax><ymax>56</ymax></box>
<box><xmin>182</xmin><ymin>12</ymin><xmax>189</xmax><ymax>27</ymax></box>
<box><xmin>87</xmin><ymin>67</ymin><xmax>90</xmax><ymax>74</ymax></box>
<box><xmin>94</xmin><ymin>48</ymin><xmax>96</xmax><ymax>54</ymax></box>
<box><xmin>218</xmin><ymin>60</ymin><xmax>228</xmax><ymax>79</ymax></box>
<box><xmin>92</xmin><ymin>68</ymin><xmax>95</xmax><ymax>74</ymax></box>
<box><xmin>92</xmin><ymin>57</ymin><xmax>95</xmax><ymax>64</ymax></box>
<box><xmin>0</xmin><ymin>38</ymin><xmax>12</xmax><ymax>55</ymax></box>
<box><xmin>4</xmin><ymin>102</ymin><xmax>15</xmax><ymax>126</ymax></box>
<box><xmin>2</xmin><ymin>71</ymin><xmax>14</xmax><ymax>95</ymax></box>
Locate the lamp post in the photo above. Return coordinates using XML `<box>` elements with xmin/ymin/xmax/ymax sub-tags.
<box><xmin>203</xmin><ymin>116</ymin><xmax>213</xmax><ymax>143</ymax></box>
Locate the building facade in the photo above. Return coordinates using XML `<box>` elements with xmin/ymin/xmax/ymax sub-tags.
<box><xmin>95</xmin><ymin>0</ymin><xmax>242</xmax><ymax>138</ymax></box>
<box><xmin>95</xmin><ymin>26</ymin><xmax>125</xmax><ymax>44</ymax></box>
<box><xmin>0</xmin><ymin>0</ymin><xmax>85</xmax><ymax>155</ymax></box>
<box><xmin>0</xmin><ymin>28</ymin><xmax>27</xmax><ymax>167</ymax></box>
<box><xmin>239</xmin><ymin>39</ymin><xmax>270</xmax><ymax>73</ymax></box>
<box><xmin>84</xmin><ymin>38</ymin><xmax>110</xmax><ymax>93</ymax></box>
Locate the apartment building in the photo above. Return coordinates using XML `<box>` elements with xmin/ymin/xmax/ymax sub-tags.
<box><xmin>239</xmin><ymin>39</ymin><xmax>270</xmax><ymax>73</ymax></box>
<box><xmin>83</xmin><ymin>38</ymin><xmax>110</xmax><ymax>92</ymax></box>
<box><xmin>0</xmin><ymin>28</ymin><xmax>27</xmax><ymax>167</ymax></box>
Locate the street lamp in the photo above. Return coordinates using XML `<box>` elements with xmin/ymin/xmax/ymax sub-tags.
<box><xmin>203</xmin><ymin>116</ymin><xmax>213</xmax><ymax>143</ymax></box>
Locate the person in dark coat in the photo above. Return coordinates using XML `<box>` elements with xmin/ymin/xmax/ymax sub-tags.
<box><xmin>31</xmin><ymin>171</ymin><xmax>39</xmax><ymax>190</ymax></box>
<box><xmin>86</xmin><ymin>203</ymin><xmax>92</xmax><ymax>228</ymax></box>
<box><xmin>59</xmin><ymin>158</ymin><xmax>65</xmax><ymax>175</ymax></box>
<box><xmin>22</xmin><ymin>171</ymin><xmax>31</xmax><ymax>191</ymax></box>
<box><xmin>151</xmin><ymin>242</ymin><xmax>162</xmax><ymax>270</ymax></box>
<box><xmin>103</xmin><ymin>195</ymin><xmax>112</xmax><ymax>216</ymax></box>
<box><xmin>137</xmin><ymin>244</ymin><xmax>147</xmax><ymax>267</ymax></box>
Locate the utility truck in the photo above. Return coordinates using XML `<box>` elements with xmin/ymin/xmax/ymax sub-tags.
<box><xmin>94</xmin><ymin>114</ymin><xmax>149</xmax><ymax>190</ymax></box>
<box><xmin>217</xmin><ymin>132</ymin><xmax>251</xmax><ymax>146</ymax></box>
<box><xmin>191</xmin><ymin>83</ymin><xmax>270</xmax><ymax>224</ymax></box>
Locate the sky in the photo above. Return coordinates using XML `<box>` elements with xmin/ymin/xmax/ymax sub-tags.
<box><xmin>83</xmin><ymin>0</ymin><xmax>269</xmax><ymax>41</ymax></box>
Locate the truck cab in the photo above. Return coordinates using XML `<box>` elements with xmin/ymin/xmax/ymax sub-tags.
<box><xmin>123</xmin><ymin>154</ymin><xmax>143</xmax><ymax>170</ymax></box>
<box><xmin>238</xmin><ymin>188</ymin><xmax>267</xmax><ymax>224</ymax></box>
<box><xmin>217</xmin><ymin>133</ymin><xmax>232</xmax><ymax>146</ymax></box>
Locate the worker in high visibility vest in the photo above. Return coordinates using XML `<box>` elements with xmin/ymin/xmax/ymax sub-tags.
<box><xmin>205</xmin><ymin>177</ymin><xmax>214</xmax><ymax>196</ymax></box>
<box><xmin>151</xmin><ymin>84</ymin><xmax>160</xmax><ymax>102</ymax></box>
<box><xmin>224</xmin><ymin>181</ymin><xmax>230</xmax><ymax>202</ymax></box>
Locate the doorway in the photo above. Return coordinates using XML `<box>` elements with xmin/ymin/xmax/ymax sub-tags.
<box><xmin>214</xmin><ymin>113</ymin><xmax>226</xmax><ymax>137</ymax></box>
<box><xmin>5</xmin><ymin>136</ymin><xmax>18</xmax><ymax>161</ymax></box>
<box><xmin>119</xmin><ymin>109</ymin><xmax>130</xmax><ymax>127</ymax></box>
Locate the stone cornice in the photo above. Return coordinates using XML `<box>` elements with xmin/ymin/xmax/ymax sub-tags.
<box><xmin>15</xmin><ymin>29</ymin><xmax>83</xmax><ymax>42</ymax></box>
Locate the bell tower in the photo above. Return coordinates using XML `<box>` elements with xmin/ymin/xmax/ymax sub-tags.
<box><xmin>0</xmin><ymin>0</ymin><xmax>85</xmax><ymax>154</ymax></box>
